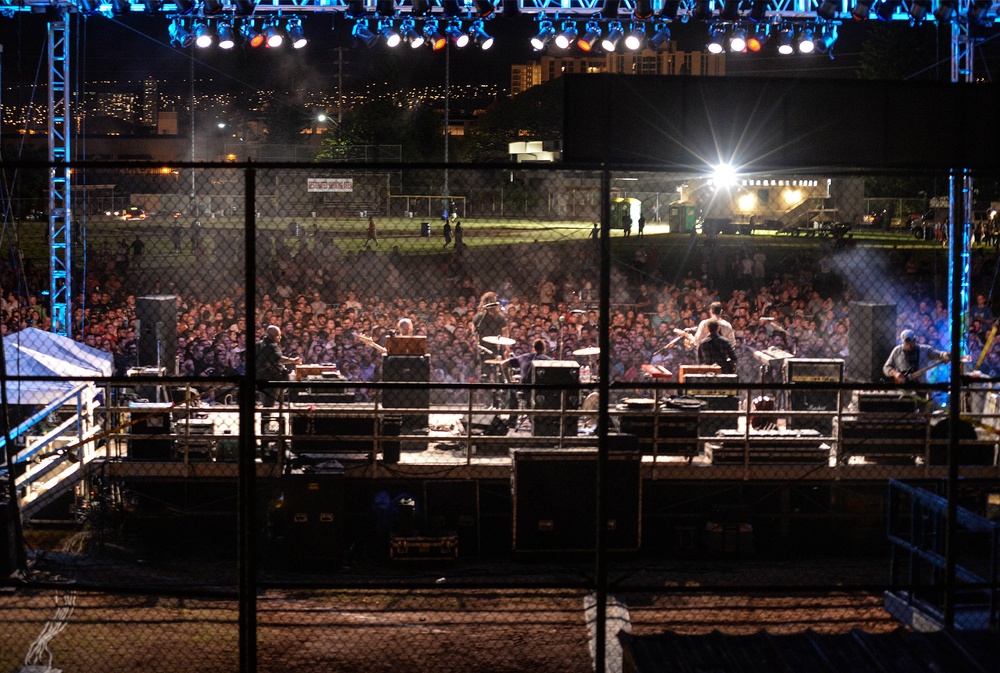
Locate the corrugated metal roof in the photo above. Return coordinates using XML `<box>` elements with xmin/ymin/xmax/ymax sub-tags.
<box><xmin>620</xmin><ymin>628</ymin><xmax>1000</xmax><ymax>673</ymax></box>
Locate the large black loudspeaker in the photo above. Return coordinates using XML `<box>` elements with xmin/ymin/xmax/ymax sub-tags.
<box><xmin>290</xmin><ymin>406</ymin><xmax>401</xmax><ymax>459</ymax></box>
<box><xmin>136</xmin><ymin>294</ymin><xmax>178</xmax><ymax>375</ymax></box>
<box><xmin>277</xmin><ymin>466</ymin><xmax>345</xmax><ymax>564</ymax></box>
<box><xmin>530</xmin><ymin>360</ymin><xmax>579</xmax><ymax>437</ymax></box>
<box><xmin>513</xmin><ymin>448</ymin><xmax>641</xmax><ymax>553</ymax></box>
<box><xmin>382</xmin><ymin>355</ymin><xmax>430</xmax><ymax>433</ymax></box>
<box><xmin>847</xmin><ymin>302</ymin><xmax>896</xmax><ymax>383</ymax></box>
<box><xmin>128</xmin><ymin>402</ymin><xmax>174</xmax><ymax>460</ymax></box>
<box><xmin>785</xmin><ymin>358</ymin><xmax>843</xmax><ymax>434</ymax></box>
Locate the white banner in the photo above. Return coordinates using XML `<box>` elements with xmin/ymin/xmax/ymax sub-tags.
<box><xmin>307</xmin><ymin>178</ymin><xmax>354</xmax><ymax>193</ymax></box>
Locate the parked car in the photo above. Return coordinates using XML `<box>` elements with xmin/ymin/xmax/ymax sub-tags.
<box><xmin>108</xmin><ymin>205</ymin><xmax>147</xmax><ymax>221</ymax></box>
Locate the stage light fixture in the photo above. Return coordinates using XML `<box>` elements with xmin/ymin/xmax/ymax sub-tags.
<box><xmin>143</xmin><ymin>0</ymin><xmax>162</xmax><ymax>12</ymax></box>
<box><xmin>411</xmin><ymin>0</ymin><xmax>430</xmax><ymax>15</ymax></box>
<box><xmin>554</xmin><ymin>20</ymin><xmax>578</xmax><ymax>49</ymax></box>
<box><xmin>720</xmin><ymin>0</ymin><xmax>740</xmax><ymax>20</ymax></box>
<box><xmin>111</xmin><ymin>0</ymin><xmax>130</xmax><ymax>15</ymax></box>
<box><xmin>816</xmin><ymin>0</ymin><xmax>839</xmax><ymax>20</ymax></box>
<box><xmin>287</xmin><ymin>17</ymin><xmax>307</xmax><ymax>48</ymax></box>
<box><xmin>77</xmin><ymin>0</ymin><xmax>100</xmax><ymax>12</ymax></box>
<box><xmin>473</xmin><ymin>0</ymin><xmax>494</xmax><ymax>18</ymax></box>
<box><xmin>968</xmin><ymin>0</ymin><xmax>992</xmax><ymax>23</ymax></box>
<box><xmin>602</xmin><ymin>21</ymin><xmax>625</xmax><ymax>51</ymax></box>
<box><xmin>601</xmin><ymin>0</ymin><xmax>620</xmax><ymax>18</ymax></box>
<box><xmin>264</xmin><ymin>21</ymin><xmax>283</xmax><ymax>47</ymax></box>
<box><xmin>175</xmin><ymin>0</ymin><xmax>195</xmax><ymax>14</ymax></box>
<box><xmin>815</xmin><ymin>23</ymin><xmax>837</xmax><ymax>53</ymax></box>
<box><xmin>423</xmin><ymin>19</ymin><xmax>446</xmax><ymax>50</ymax></box>
<box><xmin>648</xmin><ymin>22</ymin><xmax>671</xmax><ymax>49</ymax></box>
<box><xmin>233</xmin><ymin>0</ymin><xmax>256</xmax><ymax>16</ymax></box>
<box><xmin>242</xmin><ymin>21</ymin><xmax>265</xmax><ymax>47</ymax></box>
<box><xmin>706</xmin><ymin>24</ymin><xmax>725</xmax><ymax>53</ymax></box>
<box><xmin>729</xmin><ymin>25</ymin><xmax>747</xmax><ymax>51</ymax></box>
<box><xmin>874</xmin><ymin>0</ymin><xmax>897</xmax><ymax>20</ymax></box>
<box><xmin>797</xmin><ymin>26</ymin><xmax>814</xmax><ymax>52</ymax></box>
<box><xmin>346</xmin><ymin>0</ymin><xmax>365</xmax><ymax>16</ymax></box>
<box><xmin>624</xmin><ymin>23</ymin><xmax>645</xmax><ymax>50</ymax></box>
<box><xmin>501</xmin><ymin>0</ymin><xmax>519</xmax><ymax>18</ymax></box>
<box><xmin>633</xmin><ymin>0</ymin><xmax>653</xmax><ymax>19</ymax></box>
<box><xmin>401</xmin><ymin>18</ymin><xmax>424</xmax><ymax>47</ymax></box>
<box><xmin>169</xmin><ymin>19</ymin><xmax>194</xmax><ymax>47</ymax></box>
<box><xmin>218</xmin><ymin>21</ymin><xmax>235</xmax><ymax>48</ymax></box>
<box><xmin>378</xmin><ymin>19</ymin><xmax>402</xmax><ymax>46</ymax></box>
<box><xmin>748</xmin><ymin>0</ymin><xmax>767</xmax><ymax>21</ymax></box>
<box><xmin>352</xmin><ymin>19</ymin><xmax>377</xmax><ymax>47</ymax></box>
<box><xmin>691</xmin><ymin>0</ymin><xmax>712</xmax><ymax>20</ymax></box>
<box><xmin>470</xmin><ymin>19</ymin><xmax>494</xmax><ymax>49</ymax></box>
<box><xmin>933</xmin><ymin>0</ymin><xmax>956</xmax><ymax>21</ymax></box>
<box><xmin>909</xmin><ymin>0</ymin><xmax>930</xmax><ymax>22</ymax></box>
<box><xmin>446</xmin><ymin>19</ymin><xmax>469</xmax><ymax>46</ymax></box>
<box><xmin>530</xmin><ymin>19</ymin><xmax>554</xmax><ymax>49</ymax></box>
<box><xmin>202</xmin><ymin>0</ymin><xmax>223</xmax><ymax>15</ymax></box>
<box><xmin>777</xmin><ymin>25</ymin><xmax>794</xmax><ymax>53</ymax></box>
<box><xmin>746</xmin><ymin>23</ymin><xmax>768</xmax><ymax>51</ymax></box>
<box><xmin>577</xmin><ymin>20</ymin><xmax>601</xmax><ymax>51</ymax></box>
<box><xmin>851</xmin><ymin>0</ymin><xmax>872</xmax><ymax>19</ymax></box>
<box><xmin>660</xmin><ymin>0</ymin><xmax>680</xmax><ymax>19</ymax></box>
<box><xmin>442</xmin><ymin>0</ymin><xmax>462</xmax><ymax>16</ymax></box>
<box><xmin>377</xmin><ymin>0</ymin><xmax>396</xmax><ymax>16</ymax></box>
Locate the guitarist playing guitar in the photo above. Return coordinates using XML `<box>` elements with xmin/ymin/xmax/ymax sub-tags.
<box><xmin>883</xmin><ymin>329</ymin><xmax>950</xmax><ymax>384</ymax></box>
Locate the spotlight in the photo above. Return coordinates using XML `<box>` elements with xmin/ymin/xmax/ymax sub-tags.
<box><xmin>111</xmin><ymin>0</ymin><xmax>131</xmax><ymax>15</ymax></box>
<box><xmin>401</xmin><ymin>18</ymin><xmax>424</xmax><ymax>47</ymax></box>
<box><xmin>379</xmin><ymin>19</ymin><xmax>401</xmax><ymax>46</ymax></box>
<box><xmin>287</xmin><ymin>17</ymin><xmax>307</xmax><ymax>48</ymax></box>
<box><xmin>815</xmin><ymin>23</ymin><xmax>837</xmax><ymax>53</ymax></box>
<box><xmin>660</xmin><ymin>0</ymin><xmax>680</xmax><ymax>19</ymax></box>
<box><xmin>851</xmin><ymin>0</ymin><xmax>873</xmax><ymax>20</ymax></box>
<box><xmin>816</xmin><ymin>0</ymin><xmax>839</xmax><ymax>19</ymax></box>
<box><xmin>729</xmin><ymin>26</ymin><xmax>747</xmax><ymax>51</ymax></box>
<box><xmin>202</xmin><ymin>0</ymin><xmax>223</xmax><ymax>15</ymax></box>
<box><xmin>470</xmin><ymin>19</ymin><xmax>494</xmax><ymax>49</ymax></box>
<box><xmin>968</xmin><ymin>0</ymin><xmax>992</xmax><ymax>23</ymax></box>
<box><xmin>691</xmin><ymin>0</ymin><xmax>712</xmax><ymax>20</ymax></box>
<box><xmin>352</xmin><ymin>19</ymin><xmax>378</xmax><ymax>47</ymax></box>
<box><xmin>242</xmin><ymin>21</ymin><xmax>265</xmax><ymax>47</ymax></box>
<box><xmin>720</xmin><ymin>0</ymin><xmax>740</xmax><ymax>20</ymax></box>
<box><xmin>648</xmin><ymin>22</ymin><xmax>671</xmax><ymax>49</ymax></box>
<box><xmin>909</xmin><ymin>0</ymin><xmax>930</xmax><ymax>22</ymax></box>
<box><xmin>143</xmin><ymin>0</ymin><xmax>162</xmax><ymax>12</ymax></box>
<box><xmin>624</xmin><ymin>24</ymin><xmax>645</xmax><ymax>50</ymax></box>
<box><xmin>530</xmin><ymin>19</ymin><xmax>554</xmax><ymax>50</ymax></box>
<box><xmin>874</xmin><ymin>0</ymin><xmax>897</xmax><ymax>20</ymax></box>
<box><xmin>446</xmin><ymin>19</ymin><xmax>469</xmax><ymax>46</ymax></box>
<box><xmin>933</xmin><ymin>0</ymin><xmax>956</xmax><ymax>21</ymax></box>
<box><xmin>264</xmin><ymin>21</ymin><xmax>283</xmax><ymax>47</ymax></box>
<box><xmin>777</xmin><ymin>25</ymin><xmax>794</xmax><ymax>54</ymax></box>
<box><xmin>169</xmin><ymin>20</ymin><xmax>194</xmax><ymax>47</ymax></box>
<box><xmin>174</xmin><ymin>0</ymin><xmax>195</xmax><ymax>13</ymax></box>
<box><xmin>501</xmin><ymin>0</ymin><xmax>519</xmax><ymax>18</ymax></box>
<box><xmin>602</xmin><ymin>21</ymin><xmax>624</xmax><ymax>51</ymax></box>
<box><xmin>746</xmin><ymin>23</ymin><xmax>768</xmax><ymax>51</ymax></box>
<box><xmin>554</xmin><ymin>20</ymin><xmax>578</xmax><ymax>49</ymax></box>
<box><xmin>633</xmin><ymin>0</ymin><xmax>653</xmax><ymax>19</ymax></box>
<box><xmin>376</xmin><ymin>0</ymin><xmax>395</xmax><ymax>16</ymax></box>
<box><xmin>233</xmin><ymin>0</ymin><xmax>256</xmax><ymax>15</ymax></box>
<box><xmin>442</xmin><ymin>0</ymin><xmax>462</xmax><ymax>16</ymax></box>
<box><xmin>473</xmin><ymin>0</ymin><xmax>494</xmax><ymax>18</ymax></box>
<box><xmin>411</xmin><ymin>0</ymin><xmax>430</xmax><ymax>15</ymax></box>
<box><xmin>706</xmin><ymin>24</ymin><xmax>725</xmax><ymax>53</ymax></box>
<box><xmin>748</xmin><ymin>0</ymin><xmax>767</xmax><ymax>21</ymax></box>
<box><xmin>797</xmin><ymin>26</ymin><xmax>814</xmax><ymax>53</ymax></box>
<box><xmin>218</xmin><ymin>21</ymin><xmax>236</xmax><ymax>49</ymax></box>
<box><xmin>423</xmin><ymin>19</ymin><xmax>446</xmax><ymax>50</ymax></box>
<box><xmin>75</xmin><ymin>0</ymin><xmax>97</xmax><ymax>11</ymax></box>
<box><xmin>601</xmin><ymin>0</ymin><xmax>620</xmax><ymax>18</ymax></box>
<box><xmin>577</xmin><ymin>20</ymin><xmax>600</xmax><ymax>51</ymax></box>
<box><xmin>346</xmin><ymin>0</ymin><xmax>365</xmax><ymax>15</ymax></box>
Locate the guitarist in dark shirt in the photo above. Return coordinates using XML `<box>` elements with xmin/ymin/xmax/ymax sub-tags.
<box><xmin>256</xmin><ymin>325</ymin><xmax>301</xmax><ymax>406</ymax></box>
<box><xmin>883</xmin><ymin>329</ymin><xmax>950</xmax><ymax>383</ymax></box>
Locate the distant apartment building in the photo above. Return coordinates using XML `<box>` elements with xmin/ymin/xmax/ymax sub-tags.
<box><xmin>141</xmin><ymin>77</ymin><xmax>158</xmax><ymax>129</ymax></box>
<box><xmin>510</xmin><ymin>46</ymin><xmax>726</xmax><ymax>95</ymax></box>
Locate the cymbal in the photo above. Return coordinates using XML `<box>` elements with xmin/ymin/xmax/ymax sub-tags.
<box><xmin>483</xmin><ymin>358</ymin><xmax>505</xmax><ymax>365</ymax></box>
<box><xmin>573</xmin><ymin>346</ymin><xmax>601</xmax><ymax>356</ymax></box>
<box><xmin>483</xmin><ymin>335</ymin><xmax>516</xmax><ymax>346</ymax></box>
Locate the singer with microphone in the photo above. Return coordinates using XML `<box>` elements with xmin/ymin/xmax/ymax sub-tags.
<box><xmin>472</xmin><ymin>291</ymin><xmax>512</xmax><ymax>380</ymax></box>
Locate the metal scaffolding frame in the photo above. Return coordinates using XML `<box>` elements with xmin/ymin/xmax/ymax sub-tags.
<box><xmin>47</xmin><ymin>16</ymin><xmax>72</xmax><ymax>338</ymax></box>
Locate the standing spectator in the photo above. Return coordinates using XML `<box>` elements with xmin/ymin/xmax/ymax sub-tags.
<box><xmin>637</xmin><ymin>215</ymin><xmax>645</xmax><ymax>237</ymax></box>
<box><xmin>622</xmin><ymin>213</ymin><xmax>632</xmax><ymax>237</ymax></box>
<box><xmin>454</xmin><ymin>221</ymin><xmax>463</xmax><ymax>249</ymax></box>
<box><xmin>365</xmin><ymin>215</ymin><xmax>379</xmax><ymax>247</ymax></box>
<box><xmin>443</xmin><ymin>219</ymin><xmax>452</xmax><ymax>247</ymax></box>
<box><xmin>170</xmin><ymin>222</ymin><xmax>183</xmax><ymax>253</ymax></box>
<box><xmin>130</xmin><ymin>236</ymin><xmax>145</xmax><ymax>267</ymax></box>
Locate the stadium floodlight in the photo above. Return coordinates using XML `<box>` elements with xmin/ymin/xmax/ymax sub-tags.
<box><xmin>577</xmin><ymin>20</ymin><xmax>601</xmax><ymax>51</ymax></box>
<box><xmin>470</xmin><ymin>19</ymin><xmax>494</xmax><ymax>49</ymax></box>
<box><xmin>530</xmin><ymin>20</ymin><xmax>555</xmax><ymax>49</ymax></box>
<box><xmin>218</xmin><ymin>21</ymin><xmax>236</xmax><ymax>49</ymax></box>
<box><xmin>554</xmin><ymin>20</ymin><xmax>578</xmax><ymax>49</ymax></box>
<box><xmin>601</xmin><ymin>20</ymin><xmax>625</xmax><ymax>51</ymax></box>
<box><xmin>624</xmin><ymin>23</ymin><xmax>646</xmax><ymax>50</ymax></box>
<box><xmin>648</xmin><ymin>22</ymin><xmax>671</xmax><ymax>49</ymax></box>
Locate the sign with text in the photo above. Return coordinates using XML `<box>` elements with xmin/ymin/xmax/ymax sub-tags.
<box><xmin>307</xmin><ymin>178</ymin><xmax>353</xmax><ymax>193</ymax></box>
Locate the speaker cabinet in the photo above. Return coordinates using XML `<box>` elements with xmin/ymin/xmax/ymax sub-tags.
<box><xmin>382</xmin><ymin>355</ymin><xmax>430</xmax><ymax>433</ymax></box>
<box><xmin>530</xmin><ymin>360</ymin><xmax>579</xmax><ymax>437</ymax></box>
<box><xmin>847</xmin><ymin>302</ymin><xmax>897</xmax><ymax>383</ymax></box>
<box><xmin>424</xmin><ymin>480</ymin><xmax>479</xmax><ymax>557</ymax></box>
<box><xmin>277</xmin><ymin>467</ymin><xmax>345</xmax><ymax>564</ymax></box>
<box><xmin>512</xmin><ymin>448</ymin><xmax>641</xmax><ymax>553</ymax></box>
<box><xmin>136</xmin><ymin>295</ymin><xmax>178</xmax><ymax>376</ymax></box>
<box><xmin>290</xmin><ymin>405</ymin><xmax>401</xmax><ymax>457</ymax></box>
<box><xmin>785</xmin><ymin>358</ymin><xmax>843</xmax><ymax>434</ymax></box>
<box><xmin>128</xmin><ymin>402</ymin><xmax>174</xmax><ymax>460</ymax></box>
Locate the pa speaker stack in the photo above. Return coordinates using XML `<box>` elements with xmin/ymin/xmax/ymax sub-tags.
<box><xmin>136</xmin><ymin>294</ymin><xmax>178</xmax><ymax>376</ymax></box>
<box><xmin>530</xmin><ymin>360</ymin><xmax>580</xmax><ymax>437</ymax></box>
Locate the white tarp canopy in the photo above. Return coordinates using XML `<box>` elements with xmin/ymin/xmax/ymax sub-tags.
<box><xmin>3</xmin><ymin>328</ymin><xmax>114</xmax><ymax>405</ymax></box>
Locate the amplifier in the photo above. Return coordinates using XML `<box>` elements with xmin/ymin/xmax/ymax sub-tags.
<box><xmin>678</xmin><ymin>364</ymin><xmax>721</xmax><ymax>383</ymax></box>
<box><xmin>291</xmin><ymin>388</ymin><xmax>356</xmax><ymax>404</ymax></box>
<box><xmin>857</xmin><ymin>391</ymin><xmax>918</xmax><ymax>414</ymax></box>
<box><xmin>691</xmin><ymin>393</ymin><xmax>740</xmax><ymax>435</ymax></box>
<box><xmin>783</xmin><ymin>358</ymin><xmax>845</xmax><ymax>383</ymax></box>
<box><xmin>128</xmin><ymin>402</ymin><xmax>173</xmax><ymax>461</ymax></box>
<box><xmin>707</xmin><ymin>429</ymin><xmax>828</xmax><ymax>464</ymax></box>
<box><xmin>531</xmin><ymin>360</ymin><xmax>579</xmax><ymax>437</ymax></box>
<box><xmin>683</xmin><ymin>373</ymin><xmax>738</xmax><ymax>397</ymax></box>
<box><xmin>386</xmin><ymin>336</ymin><xmax>427</xmax><ymax>355</ymax></box>
<box><xmin>617</xmin><ymin>408</ymin><xmax>699</xmax><ymax>457</ymax></box>
<box><xmin>290</xmin><ymin>404</ymin><xmax>401</xmax><ymax>456</ymax></box>
<box><xmin>839</xmin><ymin>417</ymin><xmax>925</xmax><ymax>463</ymax></box>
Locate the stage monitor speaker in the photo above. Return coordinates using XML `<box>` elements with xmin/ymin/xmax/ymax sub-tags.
<box><xmin>136</xmin><ymin>294</ymin><xmax>178</xmax><ymax>375</ymax></box>
<box><xmin>847</xmin><ymin>302</ymin><xmax>896</xmax><ymax>383</ymax></box>
<box><xmin>382</xmin><ymin>355</ymin><xmax>430</xmax><ymax>433</ymax></box>
<box><xmin>291</xmin><ymin>407</ymin><xmax>401</xmax><ymax>455</ymax></box>
<box><xmin>530</xmin><ymin>360</ymin><xmax>580</xmax><ymax>437</ymax></box>
<box><xmin>277</xmin><ymin>467</ymin><xmax>345</xmax><ymax>564</ymax></box>
<box><xmin>513</xmin><ymin>448</ymin><xmax>641</xmax><ymax>553</ymax></box>
<box><xmin>128</xmin><ymin>402</ymin><xmax>174</xmax><ymax>460</ymax></box>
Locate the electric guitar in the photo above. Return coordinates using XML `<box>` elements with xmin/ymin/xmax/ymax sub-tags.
<box><xmin>673</xmin><ymin>328</ymin><xmax>698</xmax><ymax>350</ymax></box>
<box><xmin>356</xmin><ymin>333</ymin><xmax>388</xmax><ymax>355</ymax></box>
<box><xmin>892</xmin><ymin>358</ymin><xmax>949</xmax><ymax>384</ymax></box>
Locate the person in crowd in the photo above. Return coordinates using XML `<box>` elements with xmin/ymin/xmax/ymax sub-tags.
<box><xmin>883</xmin><ymin>328</ymin><xmax>950</xmax><ymax>384</ymax></box>
<box><xmin>697</xmin><ymin>319</ymin><xmax>738</xmax><ymax>376</ymax></box>
<box><xmin>693</xmin><ymin>301</ymin><xmax>736</xmax><ymax>346</ymax></box>
<box><xmin>365</xmin><ymin>215</ymin><xmax>379</xmax><ymax>247</ymax></box>
<box><xmin>255</xmin><ymin>325</ymin><xmax>301</xmax><ymax>407</ymax></box>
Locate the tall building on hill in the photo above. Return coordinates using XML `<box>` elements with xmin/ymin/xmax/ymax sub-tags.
<box><xmin>141</xmin><ymin>76</ymin><xmax>158</xmax><ymax>129</ymax></box>
<box><xmin>510</xmin><ymin>46</ymin><xmax>726</xmax><ymax>95</ymax></box>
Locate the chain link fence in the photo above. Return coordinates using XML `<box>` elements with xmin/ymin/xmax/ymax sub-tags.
<box><xmin>1</xmin><ymin>161</ymin><xmax>998</xmax><ymax>672</ymax></box>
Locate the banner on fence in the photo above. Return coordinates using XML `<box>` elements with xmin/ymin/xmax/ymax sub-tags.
<box><xmin>307</xmin><ymin>178</ymin><xmax>354</xmax><ymax>192</ymax></box>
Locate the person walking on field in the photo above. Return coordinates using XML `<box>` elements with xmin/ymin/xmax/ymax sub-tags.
<box><xmin>365</xmin><ymin>215</ymin><xmax>379</xmax><ymax>247</ymax></box>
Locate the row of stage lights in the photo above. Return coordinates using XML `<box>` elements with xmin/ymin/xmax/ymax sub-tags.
<box><xmin>168</xmin><ymin>15</ymin><xmax>306</xmax><ymax>47</ymax></box>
